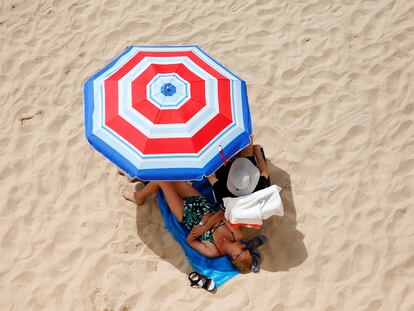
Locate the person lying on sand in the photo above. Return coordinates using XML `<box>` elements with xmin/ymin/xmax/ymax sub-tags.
<box><xmin>123</xmin><ymin>181</ymin><xmax>253</xmax><ymax>273</ymax></box>
<box><xmin>208</xmin><ymin>140</ymin><xmax>270</xmax><ymax>205</ymax></box>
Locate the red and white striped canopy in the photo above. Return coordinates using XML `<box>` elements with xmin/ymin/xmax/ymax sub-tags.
<box><xmin>84</xmin><ymin>46</ymin><xmax>252</xmax><ymax>180</ymax></box>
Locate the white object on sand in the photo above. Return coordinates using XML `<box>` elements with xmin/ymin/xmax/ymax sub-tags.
<box><xmin>223</xmin><ymin>185</ymin><xmax>284</xmax><ymax>225</ymax></box>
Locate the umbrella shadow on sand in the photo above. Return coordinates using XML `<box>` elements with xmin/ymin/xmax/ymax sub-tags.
<box><xmin>132</xmin><ymin>160</ymin><xmax>307</xmax><ymax>275</ymax></box>
<box><xmin>134</xmin><ymin>195</ymin><xmax>191</xmax><ymax>274</ymax></box>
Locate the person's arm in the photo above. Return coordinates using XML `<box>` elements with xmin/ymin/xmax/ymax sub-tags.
<box><xmin>186</xmin><ymin>211</ymin><xmax>225</xmax><ymax>258</ymax></box>
<box><xmin>186</xmin><ymin>210</ymin><xmax>225</xmax><ymax>243</ymax></box>
<box><xmin>187</xmin><ymin>239</ymin><xmax>220</xmax><ymax>258</ymax></box>
<box><xmin>187</xmin><ymin>224</ymin><xmax>208</xmax><ymax>243</ymax></box>
<box><xmin>253</xmin><ymin>144</ymin><xmax>269</xmax><ymax>178</ymax></box>
<box><xmin>203</xmin><ymin>210</ymin><xmax>225</xmax><ymax>229</ymax></box>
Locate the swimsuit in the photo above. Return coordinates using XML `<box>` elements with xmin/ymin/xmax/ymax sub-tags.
<box><xmin>181</xmin><ymin>196</ymin><xmax>236</xmax><ymax>256</ymax></box>
<box><xmin>181</xmin><ymin>196</ymin><xmax>219</xmax><ymax>243</ymax></box>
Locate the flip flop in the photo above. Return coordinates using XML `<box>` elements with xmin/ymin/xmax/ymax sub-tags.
<box><xmin>188</xmin><ymin>271</ymin><xmax>216</xmax><ymax>292</ymax></box>
<box><xmin>251</xmin><ymin>249</ymin><xmax>261</xmax><ymax>273</ymax></box>
<box><xmin>241</xmin><ymin>235</ymin><xmax>268</xmax><ymax>273</ymax></box>
<box><xmin>243</xmin><ymin>235</ymin><xmax>268</xmax><ymax>251</ymax></box>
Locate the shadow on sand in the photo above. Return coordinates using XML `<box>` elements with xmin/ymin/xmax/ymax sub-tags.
<box><xmin>133</xmin><ymin>160</ymin><xmax>307</xmax><ymax>275</ymax></box>
<box><xmin>134</xmin><ymin>194</ymin><xmax>191</xmax><ymax>274</ymax></box>
<box><xmin>254</xmin><ymin>161</ymin><xmax>307</xmax><ymax>272</ymax></box>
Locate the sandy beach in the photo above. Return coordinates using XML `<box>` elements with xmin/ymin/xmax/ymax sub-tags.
<box><xmin>1</xmin><ymin>0</ymin><xmax>413</xmax><ymax>310</ymax></box>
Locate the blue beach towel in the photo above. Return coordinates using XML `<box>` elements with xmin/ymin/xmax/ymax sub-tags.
<box><xmin>157</xmin><ymin>179</ymin><xmax>239</xmax><ymax>287</ymax></box>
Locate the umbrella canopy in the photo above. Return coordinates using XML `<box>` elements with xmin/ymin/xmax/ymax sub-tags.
<box><xmin>84</xmin><ymin>46</ymin><xmax>252</xmax><ymax>180</ymax></box>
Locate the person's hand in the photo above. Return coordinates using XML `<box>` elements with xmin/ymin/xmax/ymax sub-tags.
<box><xmin>201</xmin><ymin>213</ymin><xmax>212</xmax><ymax>224</ymax></box>
<box><xmin>191</xmin><ymin>224</ymin><xmax>206</xmax><ymax>238</ymax></box>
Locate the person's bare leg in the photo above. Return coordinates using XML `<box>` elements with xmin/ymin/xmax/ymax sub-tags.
<box><xmin>123</xmin><ymin>181</ymin><xmax>159</xmax><ymax>205</ymax></box>
<box><xmin>171</xmin><ymin>181</ymin><xmax>200</xmax><ymax>198</ymax></box>
<box><xmin>135</xmin><ymin>181</ymin><xmax>160</xmax><ymax>203</ymax></box>
<box><xmin>123</xmin><ymin>181</ymin><xmax>185</xmax><ymax>217</ymax></box>
<box><xmin>239</xmin><ymin>138</ymin><xmax>254</xmax><ymax>158</ymax></box>
<box><xmin>156</xmin><ymin>181</ymin><xmax>189</xmax><ymax>221</ymax></box>
<box><xmin>253</xmin><ymin>144</ymin><xmax>269</xmax><ymax>179</ymax></box>
<box><xmin>123</xmin><ymin>181</ymin><xmax>200</xmax><ymax>221</ymax></box>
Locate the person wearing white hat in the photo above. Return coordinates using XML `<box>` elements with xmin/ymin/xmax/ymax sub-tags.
<box><xmin>226</xmin><ymin>157</ymin><xmax>261</xmax><ymax>196</ymax></box>
<box><xmin>208</xmin><ymin>141</ymin><xmax>270</xmax><ymax>204</ymax></box>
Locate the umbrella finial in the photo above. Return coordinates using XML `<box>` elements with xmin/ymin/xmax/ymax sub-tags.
<box><xmin>161</xmin><ymin>83</ymin><xmax>176</xmax><ymax>96</ymax></box>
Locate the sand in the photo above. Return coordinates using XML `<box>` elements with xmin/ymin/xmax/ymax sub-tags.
<box><xmin>1</xmin><ymin>0</ymin><xmax>413</xmax><ymax>310</ymax></box>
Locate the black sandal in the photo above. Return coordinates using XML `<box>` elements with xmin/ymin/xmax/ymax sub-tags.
<box><xmin>251</xmin><ymin>249</ymin><xmax>261</xmax><ymax>273</ymax></box>
<box><xmin>188</xmin><ymin>271</ymin><xmax>216</xmax><ymax>292</ymax></box>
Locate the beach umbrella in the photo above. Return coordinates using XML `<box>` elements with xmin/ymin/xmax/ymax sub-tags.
<box><xmin>84</xmin><ymin>46</ymin><xmax>252</xmax><ymax>180</ymax></box>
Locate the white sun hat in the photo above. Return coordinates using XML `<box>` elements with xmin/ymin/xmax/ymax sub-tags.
<box><xmin>226</xmin><ymin>157</ymin><xmax>260</xmax><ymax>196</ymax></box>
